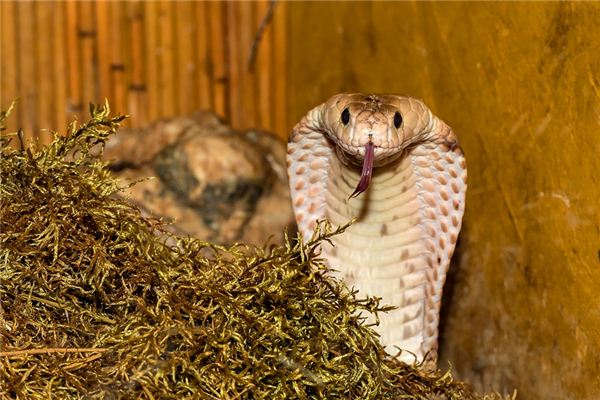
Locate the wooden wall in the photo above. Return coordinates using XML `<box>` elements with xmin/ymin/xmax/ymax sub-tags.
<box><xmin>286</xmin><ymin>2</ymin><xmax>600</xmax><ymax>398</ymax></box>
<box><xmin>0</xmin><ymin>0</ymin><xmax>287</xmax><ymax>144</ymax></box>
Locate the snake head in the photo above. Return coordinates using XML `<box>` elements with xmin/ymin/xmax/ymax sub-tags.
<box><xmin>320</xmin><ymin>93</ymin><xmax>434</xmax><ymax>197</ymax></box>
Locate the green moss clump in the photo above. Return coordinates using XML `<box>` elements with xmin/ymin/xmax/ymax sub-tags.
<box><xmin>0</xmin><ymin>103</ymin><xmax>501</xmax><ymax>399</ymax></box>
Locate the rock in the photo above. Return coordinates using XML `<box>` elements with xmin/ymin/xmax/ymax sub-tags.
<box><xmin>103</xmin><ymin>111</ymin><xmax>294</xmax><ymax>246</ymax></box>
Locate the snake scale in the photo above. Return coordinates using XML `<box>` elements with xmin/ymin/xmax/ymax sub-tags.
<box><xmin>286</xmin><ymin>93</ymin><xmax>467</xmax><ymax>365</ymax></box>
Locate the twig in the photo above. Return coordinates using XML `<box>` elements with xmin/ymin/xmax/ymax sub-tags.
<box><xmin>247</xmin><ymin>0</ymin><xmax>278</xmax><ymax>72</ymax></box>
<box><xmin>61</xmin><ymin>352</ymin><xmax>105</xmax><ymax>371</ymax></box>
<box><xmin>0</xmin><ymin>347</ymin><xmax>108</xmax><ymax>357</ymax></box>
<box><xmin>17</xmin><ymin>128</ymin><xmax>25</xmax><ymax>151</ymax></box>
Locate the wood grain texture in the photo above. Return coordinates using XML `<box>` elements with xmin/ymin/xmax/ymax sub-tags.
<box><xmin>286</xmin><ymin>2</ymin><xmax>600</xmax><ymax>398</ymax></box>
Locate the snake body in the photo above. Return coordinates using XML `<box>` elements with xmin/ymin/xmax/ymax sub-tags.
<box><xmin>286</xmin><ymin>94</ymin><xmax>467</xmax><ymax>365</ymax></box>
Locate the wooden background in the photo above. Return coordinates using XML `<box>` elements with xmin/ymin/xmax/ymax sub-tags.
<box><xmin>0</xmin><ymin>0</ymin><xmax>287</xmax><ymax>144</ymax></box>
<box><xmin>284</xmin><ymin>2</ymin><xmax>600</xmax><ymax>397</ymax></box>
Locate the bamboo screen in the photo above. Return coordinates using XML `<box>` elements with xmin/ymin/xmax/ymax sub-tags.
<box><xmin>0</xmin><ymin>1</ymin><xmax>288</xmax><ymax>144</ymax></box>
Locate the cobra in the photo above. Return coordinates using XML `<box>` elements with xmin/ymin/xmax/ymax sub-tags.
<box><xmin>286</xmin><ymin>93</ymin><xmax>467</xmax><ymax>366</ymax></box>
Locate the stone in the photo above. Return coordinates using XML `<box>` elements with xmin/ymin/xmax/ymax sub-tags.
<box><xmin>103</xmin><ymin>111</ymin><xmax>294</xmax><ymax>246</ymax></box>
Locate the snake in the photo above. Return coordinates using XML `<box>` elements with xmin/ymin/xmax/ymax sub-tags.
<box><xmin>286</xmin><ymin>93</ymin><xmax>467</xmax><ymax>366</ymax></box>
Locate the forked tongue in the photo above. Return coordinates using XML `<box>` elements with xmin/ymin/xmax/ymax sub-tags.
<box><xmin>349</xmin><ymin>142</ymin><xmax>375</xmax><ymax>199</ymax></box>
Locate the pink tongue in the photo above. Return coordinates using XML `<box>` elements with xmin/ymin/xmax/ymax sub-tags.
<box><xmin>349</xmin><ymin>142</ymin><xmax>375</xmax><ymax>199</ymax></box>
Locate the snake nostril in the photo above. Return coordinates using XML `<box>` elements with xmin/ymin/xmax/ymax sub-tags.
<box><xmin>367</xmin><ymin>133</ymin><xmax>383</xmax><ymax>146</ymax></box>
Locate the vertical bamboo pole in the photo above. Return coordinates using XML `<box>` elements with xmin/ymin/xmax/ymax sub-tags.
<box><xmin>65</xmin><ymin>0</ymin><xmax>82</xmax><ymax>124</ymax></box>
<box><xmin>195</xmin><ymin>2</ymin><xmax>211</xmax><ymax>111</ymax></box>
<box><xmin>255</xmin><ymin>0</ymin><xmax>274</xmax><ymax>132</ymax></box>
<box><xmin>1</xmin><ymin>2</ymin><xmax>18</xmax><ymax>126</ymax></box>
<box><xmin>16</xmin><ymin>1</ymin><xmax>37</xmax><ymax>140</ymax></box>
<box><xmin>157</xmin><ymin>0</ymin><xmax>175</xmax><ymax>118</ymax></box>
<box><xmin>238</xmin><ymin>1</ymin><xmax>256</xmax><ymax>129</ymax></box>
<box><xmin>128</xmin><ymin>1</ymin><xmax>147</xmax><ymax>125</ymax></box>
<box><xmin>119</xmin><ymin>1</ymin><xmax>133</xmax><ymax>126</ymax></box>
<box><xmin>174</xmin><ymin>1</ymin><xmax>196</xmax><ymax>116</ymax></box>
<box><xmin>108</xmin><ymin>2</ymin><xmax>126</xmax><ymax>118</ymax></box>
<box><xmin>79</xmin><ymin>0</ymin><xmax>99</xmax><ymax>113</ymax></box>
<box><xmin>208</xmin><ymin>1</ymin><xmax>228</xmax><ymax>119</ymax></box>
<box><xmin>95</xmin><ymin>1</ymin><xmax>111</xmax><ymax>106</ymax></box>
<box><xmin>34</xmin><ymin>0</ymin><xmax>55</xmax><ymax>142</ymax></box>
<box><xmin>272</xmin><ymin>1</ymin><xmax>287</xmax><ymax>139</ymax></box>
<box><xmin>53</xmin><ymin>1</ymin><xmax>68</xmax><ymax>134</ymax></box>
<box><xmin>144</xmin><ymin>1</ymin><xmax>159</xmax><ymax>122</ymax></box>
<box><xmin>226</xmin><ymin>2</ymin><xmax>241</xmax><ymax>127</ymax></box>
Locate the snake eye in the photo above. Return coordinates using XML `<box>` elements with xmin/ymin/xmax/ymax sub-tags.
<box><xmin>393</xmin><ymin>111</ymin><xmax>403</xmax><ymax>129</ymax></box>
<box><xmin>341</xmin><ymin>108</ymin><xmax>350</xmax><ymax>125</ymax></box>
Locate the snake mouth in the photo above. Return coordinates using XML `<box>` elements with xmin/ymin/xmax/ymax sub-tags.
<box><xmin>349</xmin><ymin>142</ymin><xmax>375</xmax><ymax>198</ymax></box>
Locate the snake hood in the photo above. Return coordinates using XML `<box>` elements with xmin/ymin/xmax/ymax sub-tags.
<box><xmin>318</xmin><ymin>94</ymin><xmax>437</xmax><ymax>197</ymax></box>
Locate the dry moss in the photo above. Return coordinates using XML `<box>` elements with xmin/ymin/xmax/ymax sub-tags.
<box><xmin>0</xmin><ymin>103</ymin><xmax>503</xmax><ymax>399</ymax></box>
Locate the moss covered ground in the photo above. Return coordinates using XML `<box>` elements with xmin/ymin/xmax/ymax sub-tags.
<box><xmin>0</xmin><ymin>104</ymin><xmax>504</xmax><ymax>399</ymax></box>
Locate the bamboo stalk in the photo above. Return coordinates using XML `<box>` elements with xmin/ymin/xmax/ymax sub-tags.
<box><xmin>195</xmin><ymin>1</ymin><xmax>211</xmax><ymax>111</ymax></box>
<box><xmin>108</xmin><ymin>2</ymin><xmax>126</xmax><ymax>119</ymax></box>
<box><xmin>255</xmin><ymin>0</ymin><xmax>274</xmax><ymax>132</ymax></box>
<box><xmin>95</xmin><ymin>0</ymin><xmax>111</xmax><ymax>107</ymax></box>
<box><xmin>239</xmin><ymin>1</ymin><xmax>256</xmax><ymax>129</ymax></box>
<box><xmin>16</xmin><ymin>0</ymin><xmax>37</xmax><ymax>141</ymax></box>
<box><xmin>272</xmin><ymin>1</ymin><xmax>287</xmax><ymax>140</ymax></box>
<box><xmin>208</xmin><ymin>1</ymin><xmax>228</xmax><ymax>119</ymax></box>
<box><xmin>143</xmin><ymin>1</ymin><xmax>159</xmax><ymax>122</ymax></box>
<box><xmin>79</xmin><ymin>0</ymin><xmax>98</xmax><ymax>109</ymax></box>
<box><xmin>175</xmin><ymin>1</ymin><xmax>196</xmax><ymax>116</ymax></box>
<box><xmin>65</xmin><ymin>0</ymin><xmax>82</xmax><ymax>122</ymax></box>
<box><xmin>1</xmin><ymin>2</ymin><xmax>18</xmax><ymax>128</ymax></box>
<box><xmin>119</xmin><ymin>1</ymin><xmax>134</xmax><ymax>128</ymax></box>
<box><xmin>34</xmin><ymin>0</ymin><xmax>55</xmax><ymax>143</ymax></box>
<box><xmin>53</xmin><ymin>0</ymin><xmax>68</xmax><ymax>134</ymax></box>
<box><xmin>157</xmin><ymin>0</ymin><xmax>175</xmax><ymax>118</ymax></box>
<box><xmin>128</xmin><ymin>0</ymin><xmax>147</xmax><ymax>125</ymax></box>
<box><xmin>226</xmin><ymin>2</ymin><xmax>241</xmax><ymax>128</ymax></box>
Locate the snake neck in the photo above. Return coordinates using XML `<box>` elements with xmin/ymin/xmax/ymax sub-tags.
<box><xmin>322</xmin><ymin>152</ymin><xmax>435</xmax><ymax>364</ymax></box>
